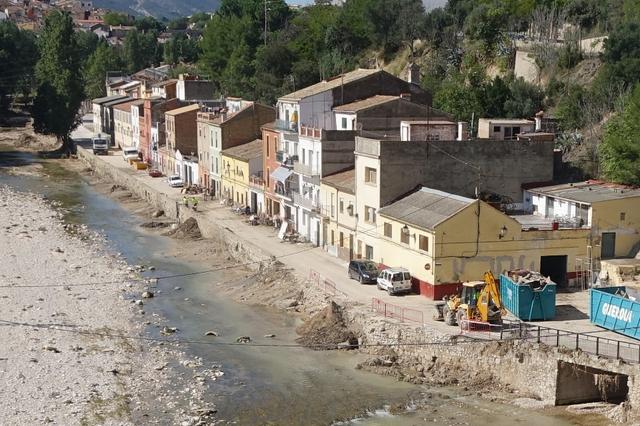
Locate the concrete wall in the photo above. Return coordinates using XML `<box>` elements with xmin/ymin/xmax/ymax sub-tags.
<box><xmin>514</xmin><ymin>50</ymin><xmax>540</xmax><ymax>84</ymax></box>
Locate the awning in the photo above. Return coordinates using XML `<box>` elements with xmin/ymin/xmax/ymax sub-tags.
<box><xmin>271</xmin><ymin>166</ymin><xmax>293</xmax><ymax>183</ymax></box>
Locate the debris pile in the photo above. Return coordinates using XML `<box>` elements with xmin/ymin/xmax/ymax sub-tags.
<box><xmin>296</xmin><ymin>301</ymin><xmax>358</xmax><ymax>350</ymax></box>
<box><xmin>163</xmin><ymin>218</ymin><xmax>202</xmax><ymax>240</ymax></box>
<box><xmin>507</xmin><ymin>269</ymin><xmax>552</xmax><ymax>290</ymax></box>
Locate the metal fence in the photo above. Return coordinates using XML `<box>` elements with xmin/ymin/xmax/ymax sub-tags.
<box><xmin>308</xmin><ymin>269</ymin><xmax>346</xmax><ymax>298</ymax></box>
<box><xmin>371</xmin><ymin>298</ymin><xmax>424</xmax><ymax>324</ymax></box>
<box><xmin>496</xmin><ymin>320</ymin><xmax>640</xmax><ymax>364</ymax></box>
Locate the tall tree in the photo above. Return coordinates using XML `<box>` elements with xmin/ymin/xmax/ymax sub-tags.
<box><xmin>600</xmin><ymin>84</ymin><xmax>640</xmax><ymax>185</ymax></box>
<box><xmin>32</xmin><ymin>11</ymin><xmax>84</xmax><ymax>153</ymax></box>
<box><xmin>84</xmin><ymin>41</ymin><xmax>123</xmax><ymax>99</ymax></box>
<box><xmin>123</xmin><ymin>29</ymin><xmax>144</xmax><ymax>73</ymax></box>
<box><xmin>0</xmin><ymin>21</ymin><xmax>37</xmax><ymax>109</ymax></box>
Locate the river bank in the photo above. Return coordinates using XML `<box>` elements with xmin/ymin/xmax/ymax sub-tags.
<box><xmin>0</xmin><ymin>184</ymin><xmax>223</xmax><ymax>425</ymax></box>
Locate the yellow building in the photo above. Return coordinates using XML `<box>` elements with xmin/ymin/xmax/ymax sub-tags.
<box><xmin>220</xmin><ymin>140</ymin><xmax>263</xmax><ymax>208</ymax></box>
<box><xmin>376</xmin><ymin>187</ymin><xmax>597</xmax><ymax>299</ymax></box>
<box><xmin>319</xmin><ymin>169</ymin><xmax>356</xmax><ymax>261</ymax></box>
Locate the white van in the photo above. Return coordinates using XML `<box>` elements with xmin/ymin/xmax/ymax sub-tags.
<box><xmin>376</xmin><ymin>268</ymin><xmax>412</xmax><ymax>295</ymax></box>
<box><xmin>122</xmin><ymin>147</ymin><xmax>139</xmax><ymax>162</ymax></box>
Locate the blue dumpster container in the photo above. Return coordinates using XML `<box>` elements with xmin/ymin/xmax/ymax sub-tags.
<box><xmin>500</xmin><ymin>273</ymin><xmax>556</xmax><ymax>320</ymax></box>
<box><xmin>590</xmin><ymin>286</ymin><xmax>640</xmax><ymax>340</ymax></box>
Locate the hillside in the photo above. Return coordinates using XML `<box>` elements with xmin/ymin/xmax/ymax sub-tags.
<box><xmin>93</xmin><ymin>0</ymin><xmax>220</xmax><ymax>18</ymax></box>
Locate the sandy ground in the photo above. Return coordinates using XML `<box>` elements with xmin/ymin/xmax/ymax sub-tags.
<box><xmin>0</xmin><ymin>185</ymin><xmax>218</xmax><ymax>425</ymax></box>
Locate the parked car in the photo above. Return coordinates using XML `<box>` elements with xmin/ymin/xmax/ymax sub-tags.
<box><xmin>167</xmin><ymin>175</ymin><xmax>184</xmax><ymax>188</ymax></box>
<box><xmin>348</xmin><ymin>260</ymin><xmax>379</xmax><ymax>284</ymax></box>
<box><xmin>122</xmin><ymin>147</ymin><xmax>139</xmax><ymax>162</ymax></box>
<box><xmin>377</xmin><ymin>267</ymin><xmax>412</xmax><ymax>295</ymax></box>
<box><xmin>148</xmin><ymin>169</ymin><xmax>162</xmax><ymax>178</ymax></box>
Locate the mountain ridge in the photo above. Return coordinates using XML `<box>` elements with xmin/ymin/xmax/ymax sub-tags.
<box><xmin>93</xmin><ymin>0</ymin><xmax>221</xmax><ymax>19</ymax></box>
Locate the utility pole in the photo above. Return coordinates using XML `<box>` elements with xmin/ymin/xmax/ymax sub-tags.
<box><xmin>264</xmin><ymin>0</ymin><xmax>268</xmax><ymax>46</ymax></box>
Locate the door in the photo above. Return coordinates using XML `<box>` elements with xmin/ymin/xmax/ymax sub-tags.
<box><xmin>540</xmin><ymin>255</ymin><xmax>568</xmax><ymax>287</ymax></box>
<box><xmin>601</xmin><ymin>232</ymin><xmax>616</xmax><ymax>259</ymax></box>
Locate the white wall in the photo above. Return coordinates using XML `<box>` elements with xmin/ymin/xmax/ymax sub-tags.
<box><xmin>335</xmin><ymin>113</ymin><xmax>356</xmax><ymax>130</ymax></box>
<box><xmin>299</xmin><ymin>91</ymin><xmax>334</xmax><ymax>130</ymax></box>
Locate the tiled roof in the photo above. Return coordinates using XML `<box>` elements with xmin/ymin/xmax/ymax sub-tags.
<box><xmin>165</xmin><ymin>104</ymin><xmax>200</xmax><ymax>116</ymax></box>
<box><xmin>378</xmin><ymin>187</ymin><xmax>474</xmax><ymax>230</ymax></box>
<box><xmin>322</xmin><ymin>169</ymin><xmax>355</xmax><ymax>194</ymax></box>
<box><xmin>332</xmin><ymin>95</ymin><xmax>398</xmax><ymax>113</ymax></box>
<box><xmin>279</xmin><ymin>68</ymin><xmax>381</xmax><ymax>101</ymax></box>
<box><xmin>526</xmin><ymin>181</ymin><xmax>640</xmax><ymax>203</ymax></box>
<box><xmin>221</xmin><ymin>139</ymin><xmax>263</xmax><ymax>161</ymax></box>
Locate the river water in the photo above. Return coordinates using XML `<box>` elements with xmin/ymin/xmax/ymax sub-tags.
<box><xmin>0</xmin><ymin>148</ymin><xmax>597</xmax><ymax>425</ymax></box>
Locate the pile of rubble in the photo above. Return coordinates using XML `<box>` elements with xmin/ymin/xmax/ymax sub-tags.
<box><xmin>507</xmin><ymin>269</ymin><xmax>552</xmax><ymax>289</ymax></box>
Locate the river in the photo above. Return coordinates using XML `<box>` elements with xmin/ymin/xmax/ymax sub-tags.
<box><xmin>0</xmin><ymin>147</ymin><xmax>599</xmax><ymax>425</ymax></box>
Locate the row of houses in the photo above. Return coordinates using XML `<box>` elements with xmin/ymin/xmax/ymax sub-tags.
<box><xmin>92</xmin><ymin>65</ymin><xmax>640</xmax><ymax>300</ymax></box>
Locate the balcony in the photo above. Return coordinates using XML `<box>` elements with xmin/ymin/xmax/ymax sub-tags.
<box><xmin>274</xmin><ymin>184</ymin><xmax>293</xmax><ymax>199</ymax></box>
<box><xmin>300</xmin><ymin>125</ymin><xmax>321</xmax><ymax>139</ymax></box>
<box><xmin>293</xmin><ymin>160</ymin><xmax>319</xmax><ymax>178</ymax></box>
<box><xmin>249</xmin><ymin>174</ymin><xmax>265</xmax><ymax>189</ymax></box>
<box><xmin>275</xmin><ymin>119</ymin><xmax>298</xmax><ymax>132</ymax></box>
<box><xmin>276</xmin><ymin>151</ymin><xmax>297</xmax><ymax>166</ymax></box>
<box><xmin>293</xmin><ymin>191</ymin><xmax>320</xmax><ymax>213</ymax></box>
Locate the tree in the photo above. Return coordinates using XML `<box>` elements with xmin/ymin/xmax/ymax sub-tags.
<box><xmin>32</xmin><ymin>11</ymin><xmax>84</xmax><ymax>153</ymax></box>
<box><xmin>84</xmin><ymin>41</ymin><xmax>123</xmax><ymax>99</ymax></box>
<box><xmin>503</xmin><ymin>77</ymin><xmax>544</xmax><ymax>118</ymax></box>
<box><xmin>601</xmin><ymin>21</ymin><xmax>640</xmax><ymax>88</ymax></box>
<box><xmin>135</xmin><ymin>16</ymin><xmax>165</xmax><ymax>32</ymax></box>
<box><xmin>0</xmin><ymin>21</ymin><xmax>37</xmax><ymax>109</ymax></box>
<box><xmin>123</xmin><ymin>29</ymin><xmax>143</xmax><ymax>73</ymax></box>
<box><xmin>600</xmin><ymin>84</ymin><xmax>640</xmax><ymax>185</ymax></box>
<box><xmin>103</xmin><ymin>12</ymin><xmax>133</xmax><ymax>26</ymax></box>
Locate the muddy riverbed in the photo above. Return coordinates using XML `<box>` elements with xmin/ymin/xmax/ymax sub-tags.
<box><xmin>0</xmin><ymin>140</ymin><xmax>611</xmax><ymax>425</ymax></box>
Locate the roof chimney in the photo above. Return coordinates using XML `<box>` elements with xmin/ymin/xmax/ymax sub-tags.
<box><xmin>535</xmin><ymin>110</ymin><xmax>544</xmax><ymax>132</ymax></box>
<box><xmin>405</xmin><ymin>63</ymin><xmax>420</xmax><ymax>85</ymax></box>
<box><xmin>457</xmin><ymin>122</ymin><xmax>469</xmax><ymax>141</ymax></box>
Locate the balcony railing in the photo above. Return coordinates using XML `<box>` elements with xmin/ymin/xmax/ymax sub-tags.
<box><xmin>300</xmin><ymin>125</ymin><xmax>321</xmax><ymax>138</ymax></box>
<box><xmin>293</xmin><ymin>161</ymin><xmax>319</xmax><ymax>177</ymax></box>
<box><xmin>275</xmin><ymin>119</ymin><xmax>298</xmax><ymax>132</ymax></box>
<box><xmin>249</xmin><ymin>174</ymin><xmax>265</xmax><ymax>188</ymax></box>
<box><xmin>292</xmin><ymin>191</ymin><xmax>320</xmax><ymax>213</ymax></box>
<box><xmin>276</xmin><ymin>151</ymin><xmax>297</xmax><ymax>166</ymax></box>
<box><xmin>274</xmin><ymin>184</ymin><xmax>293</xmax><ymax>199</ymax></box>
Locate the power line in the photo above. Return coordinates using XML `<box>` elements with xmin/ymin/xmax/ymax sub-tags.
<box><xmin>0</xmin><ymin>318</ymin><xmax>482</xmax><ymax>349</ymax></box>
<box><xmin>0</xmin><ymin>241</ymin><xmax>318</xmax><ymax>289</ymax></box>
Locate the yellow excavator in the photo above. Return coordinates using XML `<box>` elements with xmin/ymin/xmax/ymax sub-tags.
<box><xmin>436</xmin><ymin>271</ymin><xmax>505</xmax><ymax>327</ymax></box>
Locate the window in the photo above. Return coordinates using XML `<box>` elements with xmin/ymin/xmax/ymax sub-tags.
<box><xmin>339</xmin><ymin>199</ymin><xmax>344</xmax><ymax>214</ymax></box>
<box><xmin>210</xmin><ymin>130</ymin><xmax>214</xmax><ymax>147</ymax></box>
<box><xmin>266</xmin><ymin>167</ymin><xmax>270</xmax><ymax>187</ymax></box>
<box><xmin>341</xmin><ymin>117</ymin><xmax>347</xmax><ymax>129</ymax></box>
<box><xmin>339</xmin><ymin>232</ymin><xmax>344</xmax><ymax>247</ymax></box>
<box><xmin>302</xmin><ymin>149</ymin><xmax>306</xmax><ymax>164</ymax></box>
<box><xmin>331</xmin><ymin>230</ymin><xmax>335</xmax><ymax>246</ymax></box>
<box><xmin>266</xmin><ymin>136</ymin><xmax>270</xmax><ymax>158</ymax></box>
<box><xmin>621</xmin><ymin>212</ymin><xmax>626</xmax><ymax>221</ymax></box>
<box><xmin>364</xmin><ymin>167</ymin><xmax>377</xmax><ymax>185</ymax></box>
<box><xmin>364</xmin><ymin>206</ymin><xmax>376</xmax><ymax>224</ymax></box>
<box><xmin>419</xmin><ymin>235</ymin><xmax>429</xmax><ymax>251</ymax></box>
<box><xmin>347</xmin><ymin>202</ymin><xmax>354</xmax><ymax>216</ymax></box>
<box><xmin>400</xmin><ymin>228</ymin><xmax>410</xmax><ymax>244</ymax></box>
<box><xmin>493</xmin><ymin>125</ymin><xmax>501</xmax><ymax>133</ymax></box>
<box><xmin>384</xmin><ymin>222</ymin><xmax>392</xmax><ymax>238</ymax></box>
<box><xmin>330</xmin><ymin>194</ymin><xmax>335</xmax><ymax>218</ymax></box>
<box><xmin>365</xmin><ymin>245</ymin><xmax>373</xmax><ymax>260</ymax></box>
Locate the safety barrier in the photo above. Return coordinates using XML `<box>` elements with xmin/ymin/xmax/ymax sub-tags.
<box><xmin>499</xmin><ymin>319</ymin><xmax>640</xmax><ymax>364</ymax></box>
<box><xmin>308</xmin><ymin>269</ymin><xmax>347</xmax><ymax>298</ymax></box>
<box><xmin>371</xmin><ymin>297</ymin><xmax>424</xmax><ymax>324</ymax></box>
